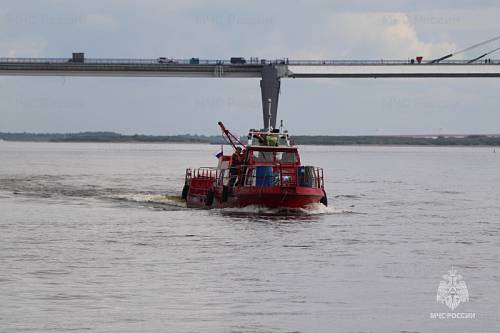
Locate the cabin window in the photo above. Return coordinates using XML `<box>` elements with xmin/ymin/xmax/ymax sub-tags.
<box><xmin>275</xmin><ymin>151</ymin><xmax>296</xmax><ymax>163</ymax></box>
<box><xmin>252</xmin><ymin>151</ymin><xmax>273</xmax><ymax>162</ymax></box>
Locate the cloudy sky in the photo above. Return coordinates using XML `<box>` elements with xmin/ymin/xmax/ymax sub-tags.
<box><xmin>0</xmin><ymin>0</ymin><xmax>499</xmax><ymax>135</ymax></box>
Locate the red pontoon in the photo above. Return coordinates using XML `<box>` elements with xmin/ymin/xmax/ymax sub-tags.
<box><xmin>181</xmin><ymin>122</ymin><xmax>327</xmax><ymax>209</ymax></box>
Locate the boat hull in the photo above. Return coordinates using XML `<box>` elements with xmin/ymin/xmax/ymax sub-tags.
<box><xmin>186</xmin><ymin>186</ymin><xmax>325</xmax><ymax>209</ymax></box>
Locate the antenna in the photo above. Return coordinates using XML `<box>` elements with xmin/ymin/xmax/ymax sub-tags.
<box><xmin>267</xmin><ymin>98</ymin><xmax>272</xmax><ymax>131</ymax></box>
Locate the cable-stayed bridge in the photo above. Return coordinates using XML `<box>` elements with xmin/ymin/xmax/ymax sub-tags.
<box><xmin>1</xmin><ymin>56</ymin><xmax>499</xmax><ymax>127</ymax></box>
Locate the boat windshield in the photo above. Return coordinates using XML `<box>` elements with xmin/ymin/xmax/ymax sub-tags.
<box><xmin>251</xmin><ymin>150</ymin><xmax>297</xmax><ymax>163</ymax></box>
<box><xmin>252</xmin><ymin>150</ymin><xmax>273</xmax><ymax>162</ymax></box>
<box><xmin>275</xmin><ymin>151</ymin><xmax>296</xmax><ymax>163</ymax></box>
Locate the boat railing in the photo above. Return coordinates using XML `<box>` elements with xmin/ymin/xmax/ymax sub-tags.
<box><xmin>185</xmin><ymin>167</ymin><xmax>217</xmax><ymax>179</ymax></box>
<box><xmin>233</xmin><ymin>164</ymin><xmax>324</xmax><ymax>189</ymax></box>
<box><xmin>185</xmin><ymin>167</ymin><xmax>217</xmax><ymax>196</ymax></box>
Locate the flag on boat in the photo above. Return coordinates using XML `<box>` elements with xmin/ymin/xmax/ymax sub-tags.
<box><xmin>214</xmin><ymin>145</ymin><xmax>223</xmax><ymax>158</ymax></box>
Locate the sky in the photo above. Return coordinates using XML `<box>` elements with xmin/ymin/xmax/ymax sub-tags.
<box><xmin>0</xmin><ymin>0</ymin><xmax>499</xmax><ymax>135</ymax></box>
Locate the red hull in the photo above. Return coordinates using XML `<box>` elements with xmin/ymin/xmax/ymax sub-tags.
<box><xmin>186</xmin><ymin>186</ymin><xmax>325</xmax><ymax>209</ymax></box>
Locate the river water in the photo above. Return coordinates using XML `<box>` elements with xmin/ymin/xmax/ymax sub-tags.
<box><xmin>1</xmin><ymin>142</ymin><xmax>499</xmax><ymax>332</ymax></box>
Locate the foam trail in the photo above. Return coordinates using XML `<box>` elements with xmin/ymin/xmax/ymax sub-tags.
<box><xmin>111</xmin><ymin>193</ymin><xmax>186</xmax><ymax>208</ymax></box>
<box><xmin>299</xmin><ymin>203</ymin><xmax>351</xmax><ymax>215</ymax></box>
<box><xmin>220</xmin><ymin>203</ymin><xmax>351</xmax><ymax>216</ymax></box>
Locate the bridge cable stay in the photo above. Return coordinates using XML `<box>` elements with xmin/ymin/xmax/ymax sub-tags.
<box><xmin>467</xmin><ymin>46</ymin><xmax>500</xmax><ymax>63</ymax></box>
<box><xmin>430</xmin><ymin>34</ymin><xmax>500</xmax><ymax>63</ymax></box>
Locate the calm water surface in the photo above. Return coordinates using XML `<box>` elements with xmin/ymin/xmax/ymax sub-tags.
<box><xmin>1</xmin><ymin>142</ymin><xmax>499</xmax><ymax>332</ymax></box>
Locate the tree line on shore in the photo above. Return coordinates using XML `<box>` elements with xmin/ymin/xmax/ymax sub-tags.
<box><xmin>1</xmin><ymin>132</ymin><xmax>500</xmax><ymax>146</ymax></box>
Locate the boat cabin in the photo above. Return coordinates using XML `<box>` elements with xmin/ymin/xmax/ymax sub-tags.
<box><xmin>214</xmin><ymin>129</ymin><xmax>321</xmax><ymax>189</ymax></box>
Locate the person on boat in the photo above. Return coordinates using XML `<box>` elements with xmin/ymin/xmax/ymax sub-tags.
<box><xmin>229</xmin><ymin>147</ymin><xmax>243</xmax><ymax>187</ymax></box>
<box><xmin>239</xmin><ymin>148</ymin><xmax>248</xmax><ymax>185</ymax></box>
<box><xmin>254</xmin><ymin>133</ymin><xmax>265</xmax><ymax>145</ymax></box>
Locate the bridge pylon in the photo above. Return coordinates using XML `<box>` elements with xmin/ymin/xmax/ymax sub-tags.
<box><xmin>260</xmin><ymin>65</ymin><xmax>281</xmax><ymax>129</ymax></box>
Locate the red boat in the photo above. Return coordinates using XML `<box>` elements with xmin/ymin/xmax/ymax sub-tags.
<box><xmin>181</xmin><ymin>122</ymin><xmax>327</xmax><ymax>209</ymax></box>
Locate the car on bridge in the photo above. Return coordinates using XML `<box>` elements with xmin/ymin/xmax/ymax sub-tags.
<box><xmin>157</xmin><ymin>57</ymin><xmax>177</xmax><ymax>64</ymax></box>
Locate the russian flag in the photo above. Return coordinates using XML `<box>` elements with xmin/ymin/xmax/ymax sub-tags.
<box><xmin>214</xmin><ymin>145</ymin><xmax>223</xmax><ymax>158</ymax></box>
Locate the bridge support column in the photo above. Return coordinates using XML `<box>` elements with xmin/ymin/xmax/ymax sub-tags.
<box><xmin>260</xmin><ymin>65</ymin><xmax>281</xmax><ymax>129</ymax></box>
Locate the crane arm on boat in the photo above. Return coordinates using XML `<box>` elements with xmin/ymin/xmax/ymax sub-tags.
<box><xmin>218</xmin><ymin>121</ymin><xmax>244</xmax><ymax>151</ymax></box>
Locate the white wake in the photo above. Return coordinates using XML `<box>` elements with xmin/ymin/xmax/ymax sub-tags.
<box><xmin>220</xmin><ymin>203</ymin><xmax>351</xmax><ymax>215</ymax></box>
<box><xmin>111</xmin><ymin>193</ymin><xmax>186</xmax><ymax>207</ymax></box>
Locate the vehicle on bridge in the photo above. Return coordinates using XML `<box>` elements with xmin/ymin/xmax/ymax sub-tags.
<box><xmin>157</xmin><ymin>57</ymin><xmax>177</xmax><ymax>64</ymax></box>
<box><xmin>181</xmin><ymin>122</ymin><xmax>327</xmax><ymax>209</ymax></box>
<box><xmin>230</xmin><ymin>57</ymin><xmax>246</xmax><ymax>64</ymax></box>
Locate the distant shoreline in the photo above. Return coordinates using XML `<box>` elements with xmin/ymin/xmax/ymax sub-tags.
<box><xmin>1</xmin><ymin>132</ymin><xmax>500</xmax><ymax>146</ymax></box>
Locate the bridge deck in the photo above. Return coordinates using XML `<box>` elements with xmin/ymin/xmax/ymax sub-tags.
<box><xmin>0</xmin><ymin>58</ymin><xmax>499</xmax><ymax>78</ymax></box>
<box><xmin>286</xmin><ymin>64</ymin><xmax>500</xmax><ymax>78</ymax></box>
